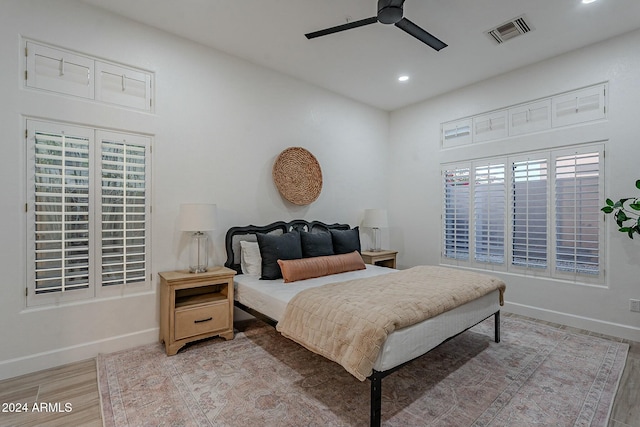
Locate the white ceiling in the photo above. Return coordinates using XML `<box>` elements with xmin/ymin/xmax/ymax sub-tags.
<box><xmin>81</xmin><ymin>0</ymin><xmax>640</xmax><ymax>111</ymax></box>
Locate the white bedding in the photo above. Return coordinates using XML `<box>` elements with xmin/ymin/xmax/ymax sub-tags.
<box><xmin>235</xmin><ymin>264</ymin><xmax>500</xmax><ymax>372</ymax></box>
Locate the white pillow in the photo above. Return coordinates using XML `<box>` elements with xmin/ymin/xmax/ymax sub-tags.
<box><xmin>240</xmin><ymin>240</ymin><xmax>262</xmax><ymax>276</ymax></box>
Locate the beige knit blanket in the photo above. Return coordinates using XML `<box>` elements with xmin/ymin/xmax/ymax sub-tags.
<box><xmin>276</xmin><ymin>265</ymin><xmax>506</xmax><ymax>381</ymax></box>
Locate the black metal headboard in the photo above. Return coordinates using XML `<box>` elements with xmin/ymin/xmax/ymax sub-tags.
<box><xmin>224</xmin><ymin>219</ymin><xmax>350</xmax><ymax>274</ymax></box>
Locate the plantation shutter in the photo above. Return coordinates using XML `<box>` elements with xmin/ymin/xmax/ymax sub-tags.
<box><xmin>442</xmin><ymin>119</ymin><xmax>472</xmax><ymax>147</ymax></box>
<box><xmin>443</xmin><ymin>166</ymin><xmax>470</xmax><ymax>261</ymax></box>
<box><xmin>100</xmin><ymin>133</ymin><xmax>149</xmax><ymax>287</ymax></box>
<box><xmin>95</xmin><ymin>62</ymin><xmax>153</xmax><ymax>111</ymax></box>
<box><xmin>473</xmin><ymin>162</ymin><xmax>506</xmax><ymax>265</ymax></box>
<box><xmin>509</xmin><ymin>100</ymin><xmax>552</xmax><ymax>136</ymax></box>
<box><xmin>472</xmin><ymin>110</ymin><xmax>508</xmax><ymax>143</ymax></box>
<box><xmin>31</xmin><ymin>123</ymin><xmax>93</xmax><ymax>298</ymax></box>
<box><xmin>551</xmin><ymin>85</ymin><xmax>606</xmax><ymax>127</ymax></box>
<box><xmin>27</xmin><ymin>121</ymin><xmax>152</xmax><ymax>306</ymax></box>
<box><xmin>26</xmin><ymin>42</ymin><xmax>94</xmax><ymax>99</ymax></box>
<box><xmin>512</xmin><ymin>157</ymin><xmax>548</xmax><ymax>269</ymax></box>
<box><xmin>554</xmin><ymin>148</ymin><xmax>602</xmax><ymax>277</ymax></box>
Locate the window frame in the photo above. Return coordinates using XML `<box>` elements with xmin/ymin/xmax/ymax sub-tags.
<box><xmin>441</xmin><ymin>143</ymin><xmax>605</xmax><ymax>285</ymax></box>
<box><xmin>25</xmin><ymin>119</ymin><xmax>152</xmax><ymax>307</ymax></box>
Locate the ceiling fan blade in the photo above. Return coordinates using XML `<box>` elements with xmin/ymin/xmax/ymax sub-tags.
<box><xmin>395</xmin><ymin>18</ymin><xmax>447</xmax><ymax>51</ymax></box>
<box><xmin>305</xmin><ymin>16</ymin><xmax>378</xmax><ymax>39</ymax></box>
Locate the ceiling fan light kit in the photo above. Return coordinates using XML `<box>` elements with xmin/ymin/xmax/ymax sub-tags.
<box><xmin>305</xmin><ymin>0</ymin><xmax>447</xmax><ymax>52</ymax></box>
<box><xmin>377</xmin><ymin>0</ymin><xmax>403</xmax><ymax>24</ymax></box>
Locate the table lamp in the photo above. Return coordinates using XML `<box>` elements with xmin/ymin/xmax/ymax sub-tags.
<box><xmin>179</xmin><ymin>203</ymin><xmax>217</xmax><ymax>273</ymax></box>
<box><xmin>362</xmin><ymin>208</ymin><xmax>388</xmax><ymax>252</ymax></box>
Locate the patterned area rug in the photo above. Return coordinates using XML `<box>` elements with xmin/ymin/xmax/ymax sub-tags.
<box><xmin>98</xmin><ymin>316</ymin><xmax>628</xmax><ymax>427</ymax></box>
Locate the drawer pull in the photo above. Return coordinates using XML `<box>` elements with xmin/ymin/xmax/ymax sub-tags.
<box><xmin>194</xmin><ymin>317</ymin><xmax>213</xmax><ymax>324</ymax></box>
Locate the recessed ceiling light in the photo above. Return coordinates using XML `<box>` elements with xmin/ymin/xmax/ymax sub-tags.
<box><xmin>582</xmin><ymin>0</ymin><xmax>597</xmax><ymax>4</ymax></box>
<box><xmin>398</xmin><ymin>75</ymin><xmax>410</xmax><ymax>82</ymax></box>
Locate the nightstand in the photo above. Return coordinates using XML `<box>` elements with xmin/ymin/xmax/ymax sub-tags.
<box><xmin>361</xmin><ymin>250</ymin><xmax>398</xmax><ymax>269</ymax></box>
<box><xmin>159</xmin><ymin>266</ymin><xmax>236</xmax><ymax>356</ymax></box>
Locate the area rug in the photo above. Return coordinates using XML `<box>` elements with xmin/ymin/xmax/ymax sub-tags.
<box><xmin>97</xmin><ymin>316</ymin><xmax>628</xmax><ymax>427</ymax></box>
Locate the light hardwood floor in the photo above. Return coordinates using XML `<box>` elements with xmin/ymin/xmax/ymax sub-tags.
<box><xmin>0</xmin><ymin>358</ymin><xmax>102</xmax><ymax>426</ymax></box>
<box><xmin>0</xmin><ymin>316</ymin><xmax>638</xmax><ymax>427</ymax></box>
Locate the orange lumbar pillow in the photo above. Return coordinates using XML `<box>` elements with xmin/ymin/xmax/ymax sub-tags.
<box><xmin>277</xmin><ymin>251</ymin><xmax>366</xmax><ymax>283</ymax></box>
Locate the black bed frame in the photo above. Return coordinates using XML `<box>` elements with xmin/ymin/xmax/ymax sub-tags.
<box><xmin>225</xmin><ymin>219</ymin><xmax>501</xmax><ymax>427</ymax></box>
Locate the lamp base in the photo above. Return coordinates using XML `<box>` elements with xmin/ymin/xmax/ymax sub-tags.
<box><xmin>188</xmin><ymin>231</ymin><xmax>209</xmax><ymax>274</ymax></box>
<box><xmin>369</xmin><ymin>227</ymin><xmax>382</xmax><ymax>252</ymax></box>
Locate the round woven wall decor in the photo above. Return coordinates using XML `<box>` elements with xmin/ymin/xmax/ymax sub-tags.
<box><xmin>272</xmin><ymin>147</ymin><xmax>323</xmax><ymax>205</ymax></box>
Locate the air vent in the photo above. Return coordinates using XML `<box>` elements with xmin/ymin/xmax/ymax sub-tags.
<box><xmin>487</xmin><ymin>15</ymin><xmax>532</xmax><ymax>44</ymax></box>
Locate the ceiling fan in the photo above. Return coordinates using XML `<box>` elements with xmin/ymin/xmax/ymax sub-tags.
<box><xmin>305</xmin><ymin>0</ymin><xmax>447</xmax><ymax>51</ymax></box>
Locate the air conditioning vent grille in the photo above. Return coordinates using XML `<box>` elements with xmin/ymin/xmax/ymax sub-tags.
<box><xmin>487</xmin><ymin>15</ymin><xmax>533</xmax><ymax>44</ymax></box>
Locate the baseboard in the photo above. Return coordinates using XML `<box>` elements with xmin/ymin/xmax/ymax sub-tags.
<box><xmin>0</xmin><ymin>327</ymin><xmax>159</xmax><ymax>381</ymax></box>
<box><xmin>504</xmin><ymin>302</ymin><xmax>640</xmax><ymax>342</ymax></box>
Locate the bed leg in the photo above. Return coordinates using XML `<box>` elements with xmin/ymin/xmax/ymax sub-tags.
<box><xmin>370</xmin><ymin>370</ymin><xmax>382</xmax><ymax>427</ymax></box>
<box><xmin>494</xmin><ymin>311</ymin><xmax>501</xmax><ymax>343</ymax></box>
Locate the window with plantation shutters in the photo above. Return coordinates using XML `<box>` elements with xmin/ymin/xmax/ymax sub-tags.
<box><xmin>441</xmin><ymin>143</ymin><xmax>604</xmax><ymax>284</ymax></box>
<box><xmin>474</xmin><ymin>162</ymin><xmax>506</xmax><ymax>265</ymax></box>
<box><xmin>509</xmin><ymin>100</ymin><xmax>551</xmax><ymax>136</ymax></box>
<box><xmin>443</xmin><ymin>166</ymin><xmax>470</xmax><ymax>261</ymax></box>
<box><xmin>100</xmin><ymin>132</ymin><xmax>149</xmax><ymax>287</ymax></box>
<box><xmin>95</xmin><ymin>62</ymin><xmax>153</xmax><ymax>111</ymax></box>
<box><xmin>26</xmin><ymin>120</ymin><xmax>151</xmax><ymax>306</ymax></box>
<box><xmin>472</xmin><ymin>110</ymin><xmax>507</xmax><ymax>143</ymax></box>
<box><xmin>553</xmin><ymin>149</ymin><xmax>602</xmax><ymax>277</ymax></box>
<box><xmin>26</xmin><ymin>42</ymin><xmax>94</xmax><ymax>100</ymax></box>
<box><xmin>439</xmin><ymin>83</ymin><xmax>606</xmax><ymax>147</ymax></box>
<box><xmin>24</xmin><ymin>39</ymin><xmax>154</xmax><ymax>112</ymax></box>
<box><xmin>441</xmin><ymin>119</ymin><xmax>472</xmax><ymax>147</ymax></box>
<box><xmin>512</xmin><ymin>157</ymin><xmax>548</xmax><ymax>269</ymax></box>
<box><xmin>551</xmin><ymin>85</ymin><xmax>605</xmax><ymax>128</ymax></box>
<box><xmin>30</xmin><ymin>124</ymin><xmax>93</xmax><ymax>301</ymax></box>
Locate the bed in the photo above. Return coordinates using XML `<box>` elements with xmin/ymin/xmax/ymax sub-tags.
<box><xmin>224</xmin><ymin>219</ymin><xmax>505</xmax><ymax>427</ymax></box>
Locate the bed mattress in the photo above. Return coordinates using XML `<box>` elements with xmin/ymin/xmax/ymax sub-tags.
<box><xmin>234</xmin><ymin>265</ymin><xmax>500</xmax><ymax>372</ymax></box>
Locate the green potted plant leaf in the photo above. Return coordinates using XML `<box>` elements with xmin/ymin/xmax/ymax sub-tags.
<box><xmin>601</xmin><ymin>179</ymin><xmax>640</xmax><ymax>239</ymax></box>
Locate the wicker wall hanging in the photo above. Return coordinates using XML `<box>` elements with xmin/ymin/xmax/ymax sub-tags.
<box><xmin>272</xmin><ymin>147</ymin><xmax>323</xmax><ymax>205</ymax></box>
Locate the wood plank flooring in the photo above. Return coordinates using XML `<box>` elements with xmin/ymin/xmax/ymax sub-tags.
<box><xmin>609</xmin><ymin>340</ymin><xmax>640</xmax><ymax>427</ymax></box>
<box><xmin>0</xmin><ymin>358</ymin><xmax>102</xmax><ymax>426</ymax></box>
<box><xmin>0</xmin><ymin>316</ymin><xmax>637</xmax><ymax>427</ymax></box>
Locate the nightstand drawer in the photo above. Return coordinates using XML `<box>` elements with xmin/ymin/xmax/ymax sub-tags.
<box><xmin>175</xmin><ymin>302</ymin><xmax>229</xmax><ymax>340</ymax></box>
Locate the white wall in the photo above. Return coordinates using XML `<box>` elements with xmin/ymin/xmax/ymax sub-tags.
<box><xmin>4</xmin><ymin>0</ymin><xmax>638</xmax><ymax>381</ymax></box>
<box><xmin>388</xmin><ymin>29</ymin><xmax>640</xmax><ymax>341</ymax></box>
<box><xmin>0</xmin><ymin>0</ymin><xmax>389</xmax><ymax>379</ymax></box>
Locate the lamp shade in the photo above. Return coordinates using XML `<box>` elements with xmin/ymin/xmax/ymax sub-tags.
<box><xmin>179</xmin><ymin>204</ymin><xmax>217</xmax><ymax>232</ymax></box>
<box><xmin>362</xmin><ymin>209</ymin><xmax>388</xmax><ymax>229</ymax></box>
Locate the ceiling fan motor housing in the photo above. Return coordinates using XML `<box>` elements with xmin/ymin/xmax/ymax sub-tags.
<box><xmin>378</xmin><ymin>0</ymin><xmax>404</xmax><ymax>24</ymax></box>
